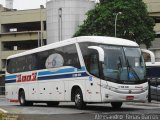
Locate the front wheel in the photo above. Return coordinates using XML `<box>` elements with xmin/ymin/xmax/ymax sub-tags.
<box><xmin>148</xmin><ymin>86</ymin><xmax>151</xmax><ymax>103</ymax></box>
<box><xmin>111</xmin><ymin>102</ymin><xmax>123</xmax><ymax>109</ymax></box>
<box><xmin>148</xmin><ymin>94</ymin><xmax>152</xmax><ymax>103</ymax></box>
<box><xmin>19</xmin><ymin>90</ymin><xmax>32</xmax><ymax>106</ymax></box>
<box><xmin>74</xmin><ymin>89</ymin><xmax>86</xmax><ymax>109</ymax></box>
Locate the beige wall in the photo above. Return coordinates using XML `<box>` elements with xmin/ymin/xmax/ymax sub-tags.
<box><xmin>0</xmin><ymin>31</ymin><xmax>46</xmax><ymax>42</ymax></box>
<box><xmin>144</xmin><ymin>0</ymin><xmax>160</xmax><ymax>13</ymax></box>
<box><xmin>143</xmin><ymin>0</ymin><xmax>160</xmax><ymax>61</ymax></box>
<box><xmin>0</xmin><ymin>50</ymin><xmax>26</xmax><ymax>59</ymax></box>
<box><xmin>154</xmin><ymin>23</ymin><xmax>160</xmax><ymax>32</ymax></box>
<box><xmin>143</xmin><ymin>0</ymin><xmax>160</xmax><ymax>33</ymax></box>
<box><xmin>0</xmin><ymin>9</ymin><xmax>46</xmax><ymax>24</ymax></box>
<box><xmin>0</xmin><ymin>7</ymin><xmax>47</xmax><ymax>71</ymax></box>
<box><xmin>0</xmin><ymin>41</ymin><xmax>2</xmax><ymax>69</ymax></box>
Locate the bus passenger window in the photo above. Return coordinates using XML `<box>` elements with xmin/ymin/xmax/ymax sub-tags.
<box><xmin>60</xmin><ymin>44</ymin><xmax>81</xmax><ymax>69</ymax></box>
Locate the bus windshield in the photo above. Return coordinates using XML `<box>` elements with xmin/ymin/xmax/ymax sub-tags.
<box><xmin>101</xmin><ymin>45</ymin><xmax>146</xmax><ymax>82</ymax></box>
<box><xmin>79</xmin><ymin>42</ymin><xmax>146</xmax><ymax>83</ymax></box>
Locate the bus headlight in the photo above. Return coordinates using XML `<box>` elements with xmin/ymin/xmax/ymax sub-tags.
<box><xmin>142</xmin><ymin>86</ymin><xmax>148</xmax><ymax>92</ymax></box>
<box><xmin>101</xmin><ymin>84</ymin><xmax>118</xmax><ymax>92</ymax></box>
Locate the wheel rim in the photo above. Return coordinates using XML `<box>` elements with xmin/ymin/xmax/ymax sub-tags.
<box><xmin>75</xmin><ymin>93</ymin><xmax>81</xmax><ymax>104</ymax></box>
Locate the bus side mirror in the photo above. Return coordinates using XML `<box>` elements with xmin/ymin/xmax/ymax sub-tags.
<box><xmin>88</xmin><ymin>46</ymin><xmax>104</xmax><ymax>62</ymax></box>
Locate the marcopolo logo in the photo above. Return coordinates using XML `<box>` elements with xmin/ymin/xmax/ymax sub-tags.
<box><xmin>45</xmin><ymin>53</ymin><xmax>64</xmax><ymax>70</ymax></box>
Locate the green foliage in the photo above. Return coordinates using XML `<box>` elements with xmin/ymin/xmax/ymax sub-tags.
<box><xmin>0</xmin><ymin>112</ymin><xmax>20</xmax><ymax>120</ymax></box>
<box><xmin>0</xmin><ymin>112</ymin><xmax>6</xmax><ymax>119</ymax></box>
<box><xmin>74</xmin><ymin>0</ymin><xmax>155</xmax><ymax>48</ymax></box>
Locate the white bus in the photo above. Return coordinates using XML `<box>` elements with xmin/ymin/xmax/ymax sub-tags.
<box><xmin>5</xmin><ymin>36</ymin><xmax>148</xmax><ymax>109</ymax></box>
<box><xmin>142</xmin><ymin>49</ymin><xmax>160</xmax><ymax>102</ymax></box>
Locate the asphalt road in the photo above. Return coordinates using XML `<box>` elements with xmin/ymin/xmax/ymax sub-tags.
<box><xmin>0</xmin><ymin>97</ymin><xmax>160</xmax><ymax>120</ymax></box>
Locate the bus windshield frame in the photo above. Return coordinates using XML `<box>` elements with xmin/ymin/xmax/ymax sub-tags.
<box><xmin>79</xmin><ymin>42</ymin><xmax>146</xmax><ymax>84</ymax></box>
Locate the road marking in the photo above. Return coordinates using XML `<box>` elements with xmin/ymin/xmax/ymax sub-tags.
<box><xmin>0</xmin><ymin>108</ymin><xmax>8</xmax><ymax>113</ymax></box>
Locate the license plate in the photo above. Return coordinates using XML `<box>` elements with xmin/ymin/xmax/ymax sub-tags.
<box><xmin>126</xmin><ymin>96</ymin><xmax>134</xmax><ymax>100</ymax></box>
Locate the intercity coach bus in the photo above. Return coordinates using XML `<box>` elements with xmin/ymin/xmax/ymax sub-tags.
<box><xmin>5</xmin><ymin>36</ymin><xmax>148</xmax><ymax>109</ymax></box>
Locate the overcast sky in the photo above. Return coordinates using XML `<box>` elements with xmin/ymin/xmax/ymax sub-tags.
<box><xmin>0</xmin><ymin>0</ymin><xmax>47</xmax><ymax>10</ymax></box>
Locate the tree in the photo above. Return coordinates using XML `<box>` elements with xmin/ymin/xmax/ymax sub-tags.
<box><xmin>74</xmin><ymin>0</ymin><xmax>155</xmax><ymax>48</ymax></box>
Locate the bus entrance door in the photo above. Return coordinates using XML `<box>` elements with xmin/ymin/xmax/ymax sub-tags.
<box><xmin>86</xmin><ymin>76</ymin><xmax>101</xmax><ymax>102</ymax></box>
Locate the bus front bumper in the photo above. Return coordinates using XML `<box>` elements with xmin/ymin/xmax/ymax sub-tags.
<box><xmin>101</xmin><ymin>89</ymin><xmax>148</xmax><ymax>102</ymax></box>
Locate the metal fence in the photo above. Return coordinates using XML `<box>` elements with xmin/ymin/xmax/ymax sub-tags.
<box><xmin>0</xmin><ymin>86</ymin><xmax>5</xmax><ymax>96</ymax></box>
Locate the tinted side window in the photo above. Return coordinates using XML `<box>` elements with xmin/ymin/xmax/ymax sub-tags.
<box><xmin>7</xmin><ymin>54</ymin><xmax>37</xmax><ymax>73</ymax></box>
<box><xmin>38</xmin><ymin>44</ymin><xmax>80</xmax><ymax>69</ymax></box>
<box><xmin>37</xmin><ymin>50</ymin><xmax>51</xmax><ymax>69</ymax></box>
<box><xmin>6</xmin><ymin>44</ymin><xmax>80</xmax><ymax>74</ymax></box>
<box><xmin>16</xmin><ymin>56</ymin><xmax>26</xmax><ymax>73</ymax></box>
<box><xmin>25</xmin><ymin>55</ymin><xmax>37</xmax><ymax>71</ymax></box>
<box><xmin>7</xmin><ymin>59</ymin><xmax>16</xmax><ymax>73</ymax></box>
<box><xmin>7</xmin><ymin>57</ymin><xmax>25</xmax><ymax>73</ymax></box>
<box><xmin>79</xmin><ymin>42</ymin><xmax>99</xmax><ymax>77</ymax></box>
<box><xmin>62</xmin><ymin>44</ymin><xmax>80</xmax><ymax>68</ymax></box>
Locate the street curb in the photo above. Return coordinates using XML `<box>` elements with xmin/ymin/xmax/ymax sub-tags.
<box><xmin>0</xmin><ymin>108</ymin><xmax>8</xmax><ymax>114</ymax></box>
<box><xmin>126</xmin><ymin>101</ymin><xmax>160</xmax><ymax>107</ymax></box>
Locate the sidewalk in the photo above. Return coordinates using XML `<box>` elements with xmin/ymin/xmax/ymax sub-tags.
<box><xmin>126</xmin><ymin>101</ymin><xmax>160</xmax><ymax>107</ymax></box>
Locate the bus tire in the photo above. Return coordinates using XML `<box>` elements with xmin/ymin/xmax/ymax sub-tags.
<box><xmin>148</xmin><ymin>98</ymin><xmax>151</xmax><ymax>103</ymax></box>
<box><xmin>74</xmin><ymin>88</ymin><xmax>86</xmax><ymax>109</ymax></box>
<box><xmin>148</xmin><ymin>93</ymin><xmax>152</xmax><ymax>103</ymax></box>
<box><xmin>111</xmin><ymin>102</ymin><xmax>123</xmax><ymax>109</ymax></box>
<box><xmin>47</xmin><ymin>101</ymin><xmax>59</xmax><ymax>107</ymax></box>
<box><xmin>148</xmin><ymin>85</ymin><xmax>151</xmax><ymax>103</ymax></box>
<box><xmin>19</xmin><ymin>90</ymin><xmax>32</xmax><ymax>106</ymax></box>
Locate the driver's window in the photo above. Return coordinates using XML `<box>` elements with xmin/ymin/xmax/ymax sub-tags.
<box><xmin>88</xmin><ymin>54</ymin><xmax>99</xmax><ymax>77</ymax></box>
<box><xmin>79</xmin><ymin>42</ymin><xmax>100</xmax><ymax>77</ymax></box>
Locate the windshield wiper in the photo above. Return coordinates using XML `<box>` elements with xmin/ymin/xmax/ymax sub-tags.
<box><xmin>126</xmin><ymin>59</ymin><xmax>140</xmax><ymax>81</ymax></box>
<box><xmin>118</xmin><ymin>57</ymin><xmax>123</xmax><ymax>70</ymax></box>
<box><xmin>117</xmin><ymin>57</ymin><xmax>123</xmax><ymax>80</ymax></box>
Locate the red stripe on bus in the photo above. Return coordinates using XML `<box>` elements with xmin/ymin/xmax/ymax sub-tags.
<box><xmin>9</xmin><ymin>100</ymin><xmax>19</xmax><ymax>102</ymax></box>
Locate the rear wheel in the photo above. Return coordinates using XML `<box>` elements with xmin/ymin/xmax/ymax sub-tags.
<box><xmin>19</xmin><ymin>90</ymin><xmax>32</xmax><ymax>106</ymax></box>
<box><xmin>74</xmin><ymin>88</ymin><xmax>86</xmax><ymax>109</ymax></box>
<box><xmin>111</xmin><ymin>102</ymin><xmax>123</xmax><ymax>109</ymax></box>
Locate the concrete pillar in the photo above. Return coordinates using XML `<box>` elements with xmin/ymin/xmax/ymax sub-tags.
<box><xmin>0</xmin><ymin>42</ymin><xmax>2</xmax><ymax>71</ymax></box>
<box><xmin>46</xmin><ymin>0</ymin><xmax>95</xmax><ymax>44</ymax></box>
<box><xmin>154</xmin><ymin>50</ymin><xmax>160</xmax><ymax>62</ymax></box>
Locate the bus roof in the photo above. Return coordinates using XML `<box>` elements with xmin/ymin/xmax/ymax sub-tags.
<box><xmin>7</xmin><ymin>36</ymin><xmax>139</xmax><ymax>59</ymax></box>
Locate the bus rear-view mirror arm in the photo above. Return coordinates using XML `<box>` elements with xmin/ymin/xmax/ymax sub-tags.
<box><xmin>88</xmin><ymin>46</ymin><xmax>104</xmax><ymax>62</ymax></box>
<box><xmin>141</xmin><ymin>49</ymin><xmax>155</xmax><ymax>64</ymax></box>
